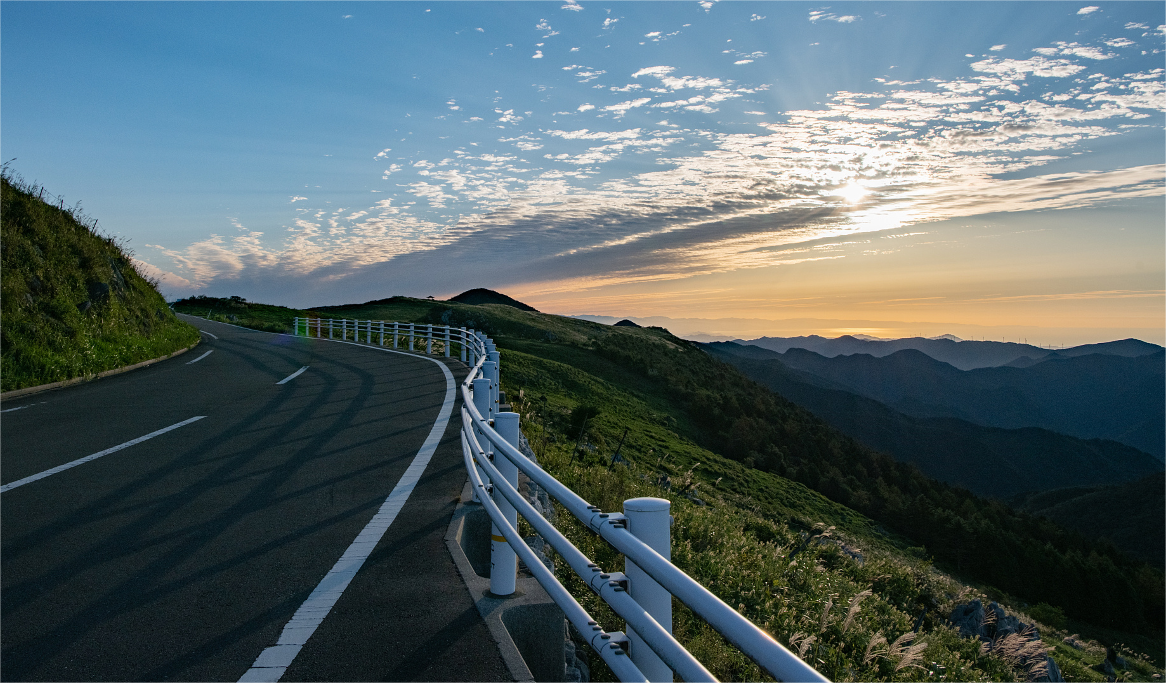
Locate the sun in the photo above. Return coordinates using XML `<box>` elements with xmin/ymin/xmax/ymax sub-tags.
<box><xmin>836</xmin><ymin>183</ymin><xmax>868</xmax><ymax>204</ymax></box>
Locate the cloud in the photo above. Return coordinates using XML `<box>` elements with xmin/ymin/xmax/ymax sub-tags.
<box><xmin>1105</xmin><ymin>37</ymin><xmax>1134</xmax><ymax>47</ymax></box>
<box><xmin>632</xmin><ymin>65</ymin><xmax>675</xmax><ymax>79</ymax></box>
<box><xmin>603</xmin><ymin>98</ymin><xmax>653</xmax><ymax>117</ymax></box>
<box><xmin>290</xmin><ymin>196</ymin><xmax>307</xmax><ymax>203</ymax></box>
<box><xmin>1125</xmin><ymin>22</ymin><xmax>1148</xmax><ymax>29</ymax></box>
<box><xmin>971</xmin><ymin>56</ymin><xmax>1087</xmax><ymax>79</ymax></box>
<box><xmin>990</xmin><ymin>44</ymin><xmax>1007</xmax><ymax>51</ymax></box>
<box><xmin>1076</xmin><ymin>5</ymin><xmax>1099</xmax><ymax>14</ymax></box>
<box><xmin>532</xmin><ymin>50</ymin><xmax>544</xmax><ymax>59</ymax></box>
<box><xmin>375</xmin><ymin>148</ymin><xmax>392</xmax><ymax>159</ymax></box>
<box><xmin>734</xmin><ymin>60</ymin><xmax>753</xmax><ymax>65</ymax></box>
<box><xmin>750</xmin><ymin>14</ymin><xmax>765</xmax><ymax>21</ymax></box>
<box><xmin>561</xmin><ymin>0</ymin><xmax>583</xmax><ymax>10</ymax></box>
<box><xmin>602</xmin><ymin>17</ymin><xmax>618</xmax><ymax>29</ymax></box>
<box><xmin>535</xmin><ymin>19</ymin><xmax>559</xmax><ymax>37</ymax></box>
<box><xmin>577</xmin><ymin>103</ymin><xmax>596</xmax><ymax>111</ymax></box>
<box><xmin>809</xmin><ymin>9</ymin><xmax>859</xmax><ymax>23</ymax></box>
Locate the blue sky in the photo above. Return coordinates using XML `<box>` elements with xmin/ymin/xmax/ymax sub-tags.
<box><xmin>3</xmin><ymin>1</ymin><xmax>1163</xmax><ymax>343</ymax></box>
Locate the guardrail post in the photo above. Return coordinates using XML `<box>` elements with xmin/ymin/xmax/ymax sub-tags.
<box><xmin>408</xmin><ymin>323</ymin><xmax>414</xmax><ymax>350</ymax></box>
<box><xmin>315</xmin><ymin>318</ymin><xmax>320</xmax><ymax>338</ymax></box>
<box><xmin>487</xmin><ymin>348</ymin><xmax>501</xmax><ymax>409</ymax></box>
<box><xmin>379</xmin><ymin>321</ymin><xmax>385</xmax><ymax>346</ymax></box>
<box><xmin>484</xmin><ymin>356</ymin><xmax>500</xmax><ymax>416</ymax></box>
<box><xmin>490</xmin><ymin>411</ymin><xmax>521</xmax><ymax>596</ymax></box>
<box><xmin>426</xmin><ymin>324</ymin><xmax>433</xmax><ymax>355</ymax></box>
<box><xmin>392</xmin><ymin>322</ymin><xmax>398</xmax><ymax>348</ymax></box>
<box><xmin>467</xmin><ymin>329</ymin><xmax>476</xmax><ymax>364</ymax></box>
<box><xmin>444</xmin><ymin>326</ymin><xmax>451</xmax><ymax>357</ymax></box>
<box><xmin>624</xmin><ymin>497</ymin><xmax>674</xmax><ymax>682</ymax></box>
<box><xmin>328</xmin><ymin>319</ymin><xmax>334</xmax><ymax>339</ymax></box>
<box><xmin>459</xmin><ymin>327</ymin><xmax>467</xmax><ymax>362</ymax></box>
<box><xmin>472</xmin><ymin>376</ymin><xmax>493</xmax><ymax>503</ymax></box>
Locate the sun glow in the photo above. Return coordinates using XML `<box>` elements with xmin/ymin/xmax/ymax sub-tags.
<box><xmin>836</xmin><ymin>183</ymin><xmax>868</xmax><ymax>204</ymax></box>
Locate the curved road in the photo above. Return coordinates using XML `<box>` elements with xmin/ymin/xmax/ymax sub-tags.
<box><xmin>1</xmin><ymin>315</ymin><xmax>510</xmax><ymax>681</ymax></box>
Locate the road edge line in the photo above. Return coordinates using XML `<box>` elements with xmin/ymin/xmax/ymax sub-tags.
<box><xmin>239</xmin><ymin>342</ymin><xmax>457</xmax><ymax>683</ymax></box>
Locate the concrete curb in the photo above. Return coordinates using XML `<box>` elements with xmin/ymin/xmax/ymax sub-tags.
<box><xmin>0</xmin><ymin>342</ymin><xmax>199</xmax><ymax>401</ymax></box>
<box><xmin>445</xmin><ymin>478</ymin><xmax>568</xmax><ymax>683</ymax></box>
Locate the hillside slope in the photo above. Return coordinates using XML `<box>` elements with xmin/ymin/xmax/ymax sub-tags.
<box><xmin>1</xmin><ymin>171</ymin><xmax>199</xmax><ymax>392</ymax></box>
<box><xmin>704</xmin><ymin>343</ymin><xmax>1163</xmax><ymax>499</ymax></box>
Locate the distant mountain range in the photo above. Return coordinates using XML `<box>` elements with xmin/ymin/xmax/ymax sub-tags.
<box><xmin>735</xmin><ymin>334</ymin><xmax>1162</xmax><ymax>371</ymax></box>
<box><xmin>706</xmin><ymin>341</ymin><xmax>1164</xmax><ymax>499</ymax></box>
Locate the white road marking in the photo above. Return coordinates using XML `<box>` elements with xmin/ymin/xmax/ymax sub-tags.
<box><xmin>276</xmin><ymin>366</ymin><xmax>309</xmax><ymax>385</ymax></box>
<box><xmin>201</xmin><ymin>330</ymin><xmax>219</xmax><ymax>339</ymax></box>
<box><xmin>186</xmin><ymin>350</ymin><xmax>214</xmax><ymax>364</ymax></box>
<box><xmin>1</xmin><ymin>402</ymin><xmax>43</xmax><ymax>413</ymax></box>
<box><xmin>239</xmin><ymin>345</ymin><xmax>456</xmax><ymax>683</ymax></box>
<box><xmin>0</xmin><ymin>416</ymin><xmax>207</xmax><ymax>493</ymax></box>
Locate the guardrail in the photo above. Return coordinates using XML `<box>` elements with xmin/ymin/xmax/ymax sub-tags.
<box><xmin>293</xmin><ymin>318</ymin><xmax>829</xmax><ymax>683</ymax></box>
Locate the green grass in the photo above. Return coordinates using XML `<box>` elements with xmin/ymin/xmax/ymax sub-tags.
<box><xmin>0</xmin><ymin>170</ymin><xmax>200</xmax><ymax>392</ymax></box>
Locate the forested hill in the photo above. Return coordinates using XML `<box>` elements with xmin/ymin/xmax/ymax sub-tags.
<box><xmin>0</xmin><ymin>170</ymin><xmax>199</xmax><ymax>392</ymax></box>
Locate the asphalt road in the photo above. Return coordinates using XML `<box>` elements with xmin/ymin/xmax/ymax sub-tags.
<box><xmin>1</xmin><ymin>315</ymin><xmax>511</xmax><ymax>681</ymax></box>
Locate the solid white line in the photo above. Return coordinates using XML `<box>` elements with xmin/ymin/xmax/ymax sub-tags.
<box><xmin>201</xmin><ymin>330</ymin><xmax>219</xmax><ymax>339</ymax></box>
<box><xmin>276</xmin><ymin>366</ymin><xmax>309</xmax><ymax>385</ymax></box>
<box><xmin>0</xmin><ymin>416</ymin><xmax>208</xmax><ymax>493</ymax></box>
<box><xmin>239</xmin><ymin>344</ymin><xmax>456</xmax><ymax>683</ymax></box>
<box><xmin>187</xmin><ymin>350</ymin><xmax>214</xmax><ymax>364</ymax></box>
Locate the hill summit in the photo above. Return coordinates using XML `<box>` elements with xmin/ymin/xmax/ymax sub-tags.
<box><xmin>447</xmin><ymin>288</ymin><xmax>538</xmax><ymax>312</ymax></box>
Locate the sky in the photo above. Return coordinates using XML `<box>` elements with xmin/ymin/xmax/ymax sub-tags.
<box><xmin>3</xmin><ymin>1</ymin><xmax>1163</xmax><ymax>345</ymax></box>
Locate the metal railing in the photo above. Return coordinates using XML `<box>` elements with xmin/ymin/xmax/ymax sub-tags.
<box><xmin>293</xmin><ymin>318</ymin><xmax>828</xmax><ymax>683</ymax></box>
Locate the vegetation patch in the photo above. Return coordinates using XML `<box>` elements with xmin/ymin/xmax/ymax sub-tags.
<box><xmin>0</xmin><ymin>169</ymin><xmax>199</xmax><ymax>392</ymax></box>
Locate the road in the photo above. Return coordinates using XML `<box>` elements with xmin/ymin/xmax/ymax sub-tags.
<box><xmin>1</xmin><ymin>315</ymin><xmax>511</xmax><ymax>681</ymax></box>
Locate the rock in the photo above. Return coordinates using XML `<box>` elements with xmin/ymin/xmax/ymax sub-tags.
<box><xmin>1037</xmin><ymin>654</ymin><xmax>1065</xmax><ymax>682</ymax></box>
<box><xmin>1093</xmin><ymin>657</ymin><xmax>1117</xmax><ymax>679</ymax></box>
<box><xmin>1062</xmin><ymin>635</ymin><xmax>1084</xmax><ymax>650</ymax></box>
<box><xmin>76</xmin><ymin>300</ymin><xmax>92</xmax><ymax>313</ymax></box>
<box><xmin>950</xmin><ymin>599</ymin><xmax>986</xmax><ymax>638</ymax></box>
<box><xmin>87</xmin><ymin>281</ymin><xmax>110</xmax><ymax>302</ymax></box>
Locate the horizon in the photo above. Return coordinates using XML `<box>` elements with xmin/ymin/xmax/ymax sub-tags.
<box><xmin>3</xmin><ymin>1</ymin><xmax>1163</xmax><ymax>346</ymax></box>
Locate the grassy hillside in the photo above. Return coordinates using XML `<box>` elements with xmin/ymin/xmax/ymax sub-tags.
<box><xmin>0</xmin><ymin>170</ymin><xmax>200</xmax><ymax>392</ymax></box>
<box><xmin>228</xmin><ymin>295</ymin><xmax>1164</xmax><ymax>679</ymax></box>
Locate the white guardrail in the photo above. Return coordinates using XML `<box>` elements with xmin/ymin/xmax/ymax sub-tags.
<box><xmin>293</xmin><ymin>318</ymin><xmax>829</xmax><ymax>683</ymax></box>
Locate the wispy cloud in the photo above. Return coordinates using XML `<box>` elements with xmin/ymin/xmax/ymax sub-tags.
<box><xmin>1077</xmin><ymin>6</ymin><xmax>1100</xmax><ymax>15</ymax></box>
<box><xmin>809</xmin><ymin>9</ymin><xmax>859</xmax><ymax>23</ymax></box>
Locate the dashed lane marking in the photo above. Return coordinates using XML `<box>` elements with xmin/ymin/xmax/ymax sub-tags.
<box><xmin>276</xmin><ymin>367</ymin><xmax>309</xmax><ymax>385</ymax></box>
<box><xmin>0</xmin><ymin>416</ymin><xmax>208</xmax><ymax>493</ymax></box>
<box><xmin>187</xmin><ymin>350</ymin><xmax>214</xmax><ymax>364</ymax></box>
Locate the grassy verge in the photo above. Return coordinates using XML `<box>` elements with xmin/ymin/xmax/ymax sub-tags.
<box><xmin>1</xmin><ymin>169</ymin><xmax>199</xmax><ymax>392</ymax></box>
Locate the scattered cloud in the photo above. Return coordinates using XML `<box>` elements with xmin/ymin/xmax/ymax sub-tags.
<box><xmin>290</xmin><ymin>196</ymin><xmax>307</xmax><ymax>203</ymax></box>
<box><xmin>750</xmin><ymin>14</ymin><xmax>765</xmax><ymax>21</ymax></box>
<box><xmin>990</xmin><ymin>44</ymin><xmax>1007</xmax><ymax>51</ymax></box>
<box><xmin>809</xmin><ymin>9</ymin><xmax>859</xmax><ymax>23</ymax></box>
<box><xmin>1076</xmin><ymin>6</ymin><xmax>1099</xmax><ymax>14</ymax></box>
<box><xmin>578</xmin><ymin>103</ymin><xmax>596</xmax><ymax>111</ymax></box>
<box><xmin>561</xmin><ymin>0</ymin><xmax>583</xmax><ymax>10</ymax></box>
<box><xmin>532</xmin><ymin>50</ymin><xmax>544</xmax><ymax>59</ymax></box>
<box><xmin>1105</xmin><ymin>37</ymin><xmax>1135</xmax><ymax>47</ymax></box>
